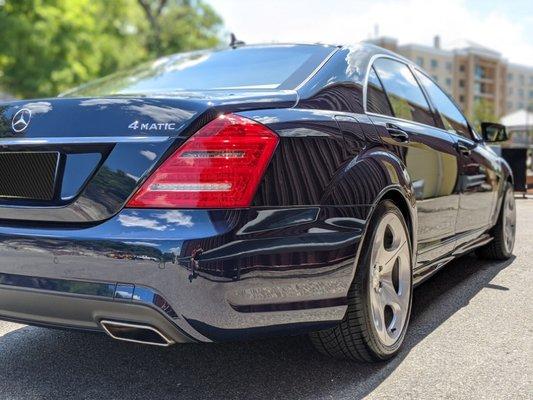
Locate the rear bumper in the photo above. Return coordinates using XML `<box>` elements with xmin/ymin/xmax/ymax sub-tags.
<box><xmin>0</xmin><ymin>206</ymin><xmax>368</xmax><ymax>342</ymax></box>
<box><xmin>0</xmin><ymin>279</ymin><xmax>194</xmax><ymax>343</ymax></box>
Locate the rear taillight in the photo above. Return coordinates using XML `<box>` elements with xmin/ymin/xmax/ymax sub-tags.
<box><xmin>126</xmin><ymin>114</ymin><xmax>279</xmax><ymax>208</ymax></box>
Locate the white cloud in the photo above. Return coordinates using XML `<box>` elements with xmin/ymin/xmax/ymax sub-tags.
<box><xmin>118</xmin><ymin>211</ymin><xmax>194</xmax><ymax>231</ymax></box>
<box><xmin>123</xmin><ymin>241</ymin><xmax>160</xmax><ymax>247</ymax></box>
<box><xmin>209</xmin><ymin>0</ymin><xmax>533</xmax><ymax>66</ymax></box>
<box><xmin>118</xmin><ymin>214</ymin><xmax>166</xmax><ymax>231</ymax></box>
<box><xmin>160</xmin><ymin>210</ymin><xmax>194</xmax><ymax>227</ymax></box>
<box><xmin>140</xmin><ymin>150</ymin><xmax>157</xmax><ymax>161</ymax></box>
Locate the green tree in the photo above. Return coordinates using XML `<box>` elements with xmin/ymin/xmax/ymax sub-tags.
<box><xmin>136</xmin><ymin>0</ymin><xmax>222</xmax><ymax>57</ymax></box>
<box><xmin>469</xmin><ymin>98</ymin><xmax>498</xmax><ymax>132</ymax></box>
<box><xmin>0</xmin><ymin>0</ymin><xmax>222</xmax><ymax>98</ymax></box>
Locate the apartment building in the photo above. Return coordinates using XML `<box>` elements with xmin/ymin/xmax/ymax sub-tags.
<box><xmin>400</xmin><ymin>38</ymin><xmax>454</xmax><ymax>93</ymax></box>
<box><xmin>507</xmin><ymin>64</ymin><xmax>533</xmax><ymax>113</ymax></box>
<box><xmin>366</xmin><ymin>36</ymin><xmax>533</xmax><ymax>118</ymax></box>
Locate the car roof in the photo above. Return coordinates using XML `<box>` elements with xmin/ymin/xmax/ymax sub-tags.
<box><xmin>341</xmin><ymin>43</ymin><xmax>414</xmax><ymax>65</ymax></box>
<box><xmin>235</xmin><ymin>42</ymin><xmax>413</xmax><ymax>66</ymax></box>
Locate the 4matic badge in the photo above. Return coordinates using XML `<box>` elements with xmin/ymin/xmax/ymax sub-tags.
<box><xmin>128</xmin><ymin>121</ymin><xmax>177</xmax><ymax>131</ymax></box>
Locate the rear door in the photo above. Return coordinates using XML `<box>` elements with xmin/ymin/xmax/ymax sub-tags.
<box><xmin>366</xmin><ymin>58</ymin><xmax>461</xmax><ymax>266</ymax></box>
<box><xmin>414</xmin><ymin>71</ymin><xmax>496</xmax><ymax>238</ymax></box>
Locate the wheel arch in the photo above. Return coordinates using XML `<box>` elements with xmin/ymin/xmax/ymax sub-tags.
<box><xmin>349</xmin><ymin>184</ymin><xmax>418</xmax><ymax>290</ymax></box>
<box><xmin>341</xmin><ymin>146</ymin><xmax>419</xmax><ymax>288</ymax></box>
<box><xmin>355</xmin><ymin>147</ymin><xmax>418</xmax><ymax>257</ymax></box>
<box><xmin>501</xmin><ymin>157</ymin><xmax>514</xmax><ymax>185</ymax></box>
<box><xmin>378</xmin><ymin>187</ymin><xmax>416</xmax><ymax>251</ymax></box>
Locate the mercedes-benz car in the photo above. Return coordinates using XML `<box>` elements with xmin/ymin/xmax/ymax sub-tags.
<box><xmin>0</xmin><ymin>43</ymin><xmax>515</xmax><ymax>362</ymax></box>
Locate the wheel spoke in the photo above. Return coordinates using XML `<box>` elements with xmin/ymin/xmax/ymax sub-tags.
<box><xmin>370</xmin><ymin>292</ymin><xmax>387</xmax><ymax>340</ymax></box>
<box><xmin>381</xmin><ymin>241</ymin><xmax>407</xmax><ymax>275</ymax></box>
<box><xmin>381</xmin><ymin>279</ymin><xmax>401</xmax><ymax>309</ymax></box>
<box><xmin>502</xmin><ymin>187</ymin><xmax>516</xmax><ymax>254</ymax></box>
<box><xmin>367</xmin><ymin>209</ymin><xmax>412</xmax><ymax>347</ymax></box>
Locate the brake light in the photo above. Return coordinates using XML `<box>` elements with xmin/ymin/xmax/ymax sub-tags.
<box><xmin>126</xmin><ymin>114</ymin><xmax>279</xmax><ymax>208</ymax></box>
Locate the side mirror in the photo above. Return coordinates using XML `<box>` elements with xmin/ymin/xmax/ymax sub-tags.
<box><xmin>481</xmin><ymin>122</ymin><xmax>509</xmax><ymax>142</ymax></box>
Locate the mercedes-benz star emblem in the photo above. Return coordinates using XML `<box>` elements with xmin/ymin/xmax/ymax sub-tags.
<box><xmin>12</xmin><ymin>108</ymin><xmax>32</xmax><ymax>133</ymax></box>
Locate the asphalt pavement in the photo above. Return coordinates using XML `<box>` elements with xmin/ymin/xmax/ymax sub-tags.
<box><xmin>1</xmin><ymin>199</ymin><xmax>531</xmax><ymax>400</ymax></box>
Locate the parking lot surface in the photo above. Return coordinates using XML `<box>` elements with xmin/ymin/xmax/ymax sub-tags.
<box><xmin>1</xmin><ymin>199</ymin><xmax>531</xmax><ymax>400</ymax></box>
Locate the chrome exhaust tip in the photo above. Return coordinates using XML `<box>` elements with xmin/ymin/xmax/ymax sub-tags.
<box><xmin>100</xmin><ymin>320</ymin><xmax>175</xmax><ymax>347</ymax></box>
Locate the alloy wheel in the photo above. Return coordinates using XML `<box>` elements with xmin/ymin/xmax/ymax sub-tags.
<box><xmin>368</xmin><ymin>212</ymin><xmax>411</xmax><ymax>347</ymax></box>
<box><xmin>503</xmin><ymin>187</ymin><xmax>517</xmax><ymax>254</ymax></box>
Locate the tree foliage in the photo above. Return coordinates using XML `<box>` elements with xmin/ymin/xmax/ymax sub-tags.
<box><xmin>0</xmin><ymin>0</ymin><xmax>222</xmax><ymax>98</ymax></box>
<box><xmin>136</xmin><ymin>0</ymin><xmax>222</xmax><ymax>56</ymax></box>
<box><xmin>470</xmin><ymin>98</ymin><xmax>499</xmax><ymax>132</ymax></box>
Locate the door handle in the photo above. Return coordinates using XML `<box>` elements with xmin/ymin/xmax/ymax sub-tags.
<box><xmin>456</xmin><ymin>142</ymin><xmax>472</xmax><ymax>156</ymax></box>
<box><xmin>386</xmin><ymin>124</ymin><xmax>410</xmax><ymax>142</ymax></box>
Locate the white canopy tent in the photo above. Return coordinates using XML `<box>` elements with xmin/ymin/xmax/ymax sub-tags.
<box><xmin>501</xmin><ymin>109</ymin><xmax>533</xmax><ymax>130</ymax></box>
<box><xmin>501</xmin><ymin>109</ymin><xmax>533</xmax><ymax>148</ymax></box>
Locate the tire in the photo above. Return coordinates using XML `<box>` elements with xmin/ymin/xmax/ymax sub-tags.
<box><xmin>476</xmin><ymin>182</ymin><xmax>516</xmax><ymax>260</ymax></box>
<box><xmin>310</xmin><ymin>200</ymin><xmax>413</xmax><ymax>362</ymax></box>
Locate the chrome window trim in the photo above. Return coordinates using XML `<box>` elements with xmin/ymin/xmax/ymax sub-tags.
<box><xmin>294</xmin><ymin>47</ymin><xmax>340</xmax><ymax>91</ymax></box>
<box><xmin>411</xmin><ymin>66</ymin><xmax>479</xmax><ymax>141</ymax></box>
<box><xmin>362</xmin><ymin>53</ymin><xmax>480</xmax><ymax>141</ymax></box>
<box><xmin>365</xmin><ymin>111</ymin><xmax>445</xmax><ymax>132</ymax></box>
<box><xmin>363</xmin><ymin>54</ymin><xmax>417</xmax><ymax>115</ymax></box>
<box><xmin>362</xmin><ymin>54</ymin><xmax>437</xmax><ymax>127</ymax></box>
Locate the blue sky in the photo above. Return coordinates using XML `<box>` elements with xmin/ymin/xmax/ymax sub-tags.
<box><xmin>206</xmin><ymin>0</ymin><xmax>533</xmax><ymax>66</ymax></box>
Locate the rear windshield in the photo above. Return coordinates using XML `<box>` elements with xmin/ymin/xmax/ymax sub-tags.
<box><xmin>63</xmin><ymin>45</ymin><xmax>334</xmax><ymax>96</ymax></box>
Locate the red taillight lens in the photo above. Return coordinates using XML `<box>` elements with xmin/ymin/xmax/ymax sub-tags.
<box><xmin>126</xmin><ymin>114</ymin><xmax>279</xmax><ymax>208</ymax></box>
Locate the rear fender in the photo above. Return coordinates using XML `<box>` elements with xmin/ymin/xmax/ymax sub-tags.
<box><xmin>326</xmin><ymin>146</ymin><xmax>417</xmax><ymax>285</ymax></box>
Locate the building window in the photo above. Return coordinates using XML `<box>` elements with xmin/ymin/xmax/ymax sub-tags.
<box><xmin>529</xmin><ymin>90</ymin><xmax>533</xmax><ymax>99</ymax></box>
<box><xmin>459</xmin><ymin>65</ymin><xmax>465</xmax><ymax>72</ymax></box>
<box><xmin>431</xmin><ymin>59</ymin><xmax>438</xmax><ymax>69</ymax></box>
<box><xmin>446</xmin><ymin>78</ymin><xmax>452</xmax><ymax>87</ymax></box>
<box><xmin>459</xmin><ymin>95</ymin><xmax>465</xmax><ymax>103</ymax></box>
<box><xmin>416</xmin><ymin>57</ymin><xmax>424</xmax><ymax>67</ymax></box>
<box><xmin>474</xmin><ymin>82</ymin><xmax>488</xmax><ymax>95</ymax></box>
<box><xmin>519</xmin><ymin>89</ymin><xmax>524</xmax><ymax>98</ymax></box>
<box><xmin>507</xmin><ymin>73</ymin><xmax>513</xmax><ymax>81</ymax></box>
<box><xmin>459</xmin><ymin>79</ymin><xmax>465</xmax><ymax>88</ymax></box>
<box><xmin>475</xmin><ymin>65</ymin><xmax>486</xmax><ymax>80</ymax></box>
<box><xmin>518</xmin><ymin>102</ymin><xmax>524</xmax><ymax>109</ymax></box>
<box><xmin>508</xmin><ymin>87</ymin><xmax>514</xmax><ymax>95</ymax></box>
<box><xmin>446</xmin><ymin>62</ymin><xmax>452</xmax><ymax>71</ymax></box>
<box><xmin>507</xmin><ymin>101</ymin><xmax>513</xmax><ymax>110</ymax></box>
<box><xmin>519</xmin><ymin>75</ymin><xmax>525</xmax><ymax>84</ymax></box>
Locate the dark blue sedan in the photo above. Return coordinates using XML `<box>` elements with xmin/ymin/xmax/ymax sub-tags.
<box><xmin>0</xmin><ymin>43</ymin><xmax>515</xmax><ymax>362</ymax></box>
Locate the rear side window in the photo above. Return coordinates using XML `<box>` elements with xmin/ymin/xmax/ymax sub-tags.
<box><xmin>372</xmin><ymin>58</ymin><xmax>435</xmax><ymax>126</ymax></box>
<box><xmin>367</xmin><ymin>67</ymin><xmax>393</xmax><ymax>116</ymax></box>
<box><xmin>415</xmin><ymin>71</ymin><xmax>471</xmax><ymax>138</ymax></box>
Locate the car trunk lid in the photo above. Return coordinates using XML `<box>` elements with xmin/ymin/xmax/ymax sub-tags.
<box><xmin>0</xmin><ymin>92</ymin><xmax>296</xmax><ymax>223</ymax></box>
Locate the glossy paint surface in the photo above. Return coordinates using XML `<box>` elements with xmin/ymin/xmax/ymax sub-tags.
<box><xmin>0</xmin><ymin>207</ymin><xmax>365</xmax><ymax>340</ymax></box>
<box><xmin>0</xmin><ymin>43</ymin><xmax>511</xmax><ymax>341</ymax></box>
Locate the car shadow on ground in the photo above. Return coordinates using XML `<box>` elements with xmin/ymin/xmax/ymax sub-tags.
<box><xmin>0</xmin><ymin>254</ymin><xmax>515</xmax><ymax>400</ymax></box>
